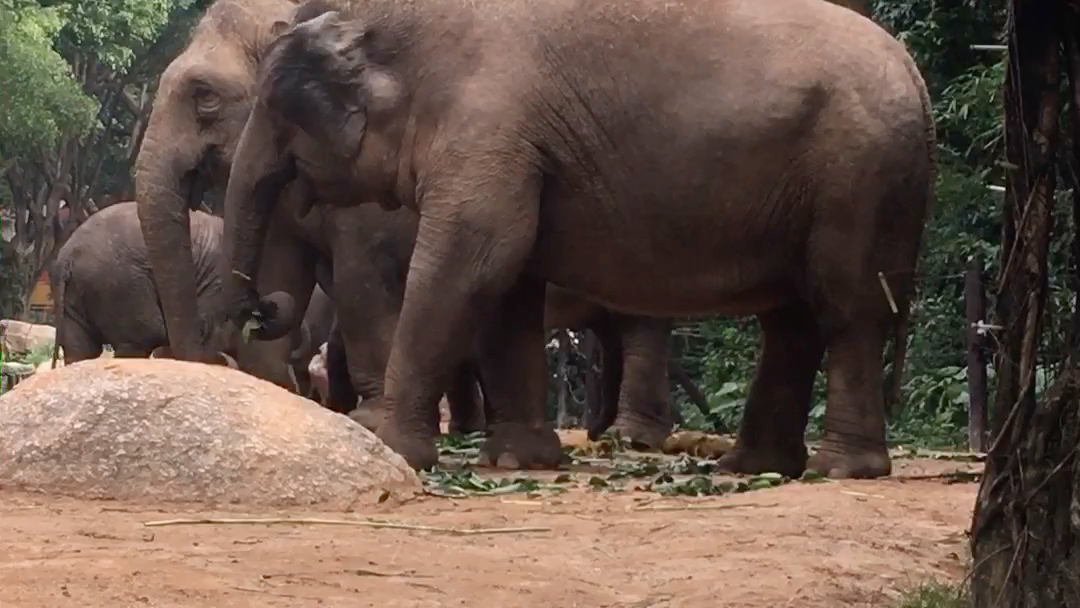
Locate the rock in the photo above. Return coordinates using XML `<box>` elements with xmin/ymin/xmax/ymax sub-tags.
<box><xmin>661</xmin><ymin>431</ymin><xmax>735</xmax><ymax>458</ymax></box>
<box><xmin>0</xmin><ymin>319</ymin><xmax>55</xmax><ymax>356</ymax></box>
<box><xmin>0</xmin><ymin>358</ymin><xmax>420</xmax><ymax>507</ymax></box>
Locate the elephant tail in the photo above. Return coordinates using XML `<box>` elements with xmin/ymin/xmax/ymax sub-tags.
<box><xmin>882</xmin><ymin>49</ymin><xmax>935</xmax><ymax>418</ymax></box>
<box><xmin>50</xmin><ymin>261</ymin><xmax>72</xmax><ymax>369</ymax></box>
<box><xmin>884</xmin><ymin>299</ymin><xmax>910</xmax><ymax>418</ymax></box>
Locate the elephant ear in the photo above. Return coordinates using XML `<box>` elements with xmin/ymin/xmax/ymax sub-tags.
<box><xmin>271</xmin><ymin>0</ymin><xmax>335</xmax><ymax>38</ymax></box>
<box><xmin>260</xmin><ymin>10</ymin><xmax>402</xmax><ymax>160</ymax></box>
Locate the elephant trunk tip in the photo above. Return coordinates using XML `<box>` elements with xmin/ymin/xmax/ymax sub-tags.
<box><xmin>247</xmin><ymin>290</ymin><xmax>297</xmax><ymax>342</ymax></box>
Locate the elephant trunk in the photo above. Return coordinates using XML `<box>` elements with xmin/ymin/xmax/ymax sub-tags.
<box><xmin>222</xmin><ymin>101</ymin><xmax>298</xmax><ymax>341</ymax></box>
<box><xmin>134</xmin><ymin>122</ymin><xmax>212</xmax><ymax>362</ymax></box>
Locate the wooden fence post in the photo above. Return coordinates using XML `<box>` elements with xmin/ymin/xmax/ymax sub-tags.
<box><xmin>965</xmin><ymin>253</ymin><xmax>989</xmax><ymax>452</ymax></box>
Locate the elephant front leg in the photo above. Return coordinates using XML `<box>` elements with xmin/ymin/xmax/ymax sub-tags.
<box><xmin>474</xmin><ymin>276</ymin><xmax>562</xmax><ymax>469</ymax></box>
<box><xmin>806</xmin><ymin>323</ymin><xmax>892</xmax><ymax>478</ymax></box>
<box><xmin>606</xmin><ymin>315</ymin><xmax>674</xmax><ymax>450</ymax></box>
<box><xmin>717</xmin><ymin>303</ymin><xmax>824</xmax><ymax>479</ymax></box>
<box><xmin>374</xmin><ymin>170</ymin><xmax>548</xmax><ymax>470</ymax></box>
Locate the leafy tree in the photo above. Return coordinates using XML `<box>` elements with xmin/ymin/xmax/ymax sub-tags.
<box><xmin>0</xmin><ymin>0</ymin><xmax>206</xmax><ymax>315</ymax></box>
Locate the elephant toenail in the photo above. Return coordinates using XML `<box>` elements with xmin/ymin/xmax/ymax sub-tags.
<box><xmin>496</xmin><ymin>453</ymin><xmax>522</xmax><ymax>469</ymax></box>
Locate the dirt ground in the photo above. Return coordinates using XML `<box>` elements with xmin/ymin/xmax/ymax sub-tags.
<box><xmin>1</xmin><ymin>431</ymin><xmax>980</xmax><ymax>608</ymax></box>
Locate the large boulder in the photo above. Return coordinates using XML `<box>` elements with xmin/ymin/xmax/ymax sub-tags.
<box><xmin>0</xmin><ymin>358</ymin><xmax>420</xmax><ymax>507</ymax></box>
<box><xmin>1</xmin><ymin>319</ymin><xmax>55</xmax><ymax>356</ymax></box>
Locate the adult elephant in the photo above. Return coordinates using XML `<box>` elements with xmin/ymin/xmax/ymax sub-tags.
<box><xmin>267</xmin><ymin>188</ymin><xmax>674</xmax><ymax>445</ymax></box>
<box><xmin>134</xmin><ymin>0</ymin><xmax>676</xmax><ymax>446</ymax></box>
<box><xmin>133</xmin><ymin>0</ymin><xmax>311</xmax><ymax>389</ymax></box>
<box><xmin>223</xmin><ymin>0</ymin><xmax>933</xmax><ymax>478</ymax></box>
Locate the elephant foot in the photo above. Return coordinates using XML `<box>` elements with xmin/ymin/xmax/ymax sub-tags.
<box><xmin>448</xmin><ymin>417</ymin><xmax>487</xmax><ymax>435</ymax></box>
<box><xmin>715</xmin><ymin>444</ymin><xmax>808</xmax><ymax>479</ymax></box>
<box><xmin>607</xmin><ymin>415</ymin><xmax>672</xmax><ymax>451</ymax></box>
<box><xmin>348</xmin><ymin>398</ymin><xmax>390</xmax><ymax>432</ymax></box>
<box><xmin>477</xmin><ymin>423</ymin><xmax>565</xmax><ymax>470</ymax></box>
<box><xmin>376</xmin><ymin>420</ymin><xmax>440</xmax><ymax>470</ymax></box>
<box><xmin>806</xmin><ymin>443</ymin><xmax>891</xmax><ymax>479</ymax></box>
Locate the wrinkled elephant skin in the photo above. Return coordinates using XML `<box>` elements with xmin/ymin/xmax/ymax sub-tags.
<box><xmin>224</xmin><ymin>0</ymin><xmax>934</xmax><ymax>478</ymax></box>
<box><xmin>133</xmin><ymin>0</ymin><xmax>316</xmax><ymax>390</ymax></box>
<box><xmin>52</xmin><ymin>202</ymin><xmax>239</xmax><ymax>365</ymax></box>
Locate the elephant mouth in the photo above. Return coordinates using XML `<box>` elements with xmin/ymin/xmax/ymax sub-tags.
<box><xmin>182</xmin><ymin>150</ymin><xmax>222</xmax><ymax>213</ymax></box>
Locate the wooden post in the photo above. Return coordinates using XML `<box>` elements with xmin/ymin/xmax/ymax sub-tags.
<box><xmin>966</xmin><ymin>254</ymin><xmax>989</xmax><ymax>452</ymax></box>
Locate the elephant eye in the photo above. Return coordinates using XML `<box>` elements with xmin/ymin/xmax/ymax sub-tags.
<box><xmin>193</xmin><ymin>85</ymin><xmax>222</xmax><ymax>120</ymax></box>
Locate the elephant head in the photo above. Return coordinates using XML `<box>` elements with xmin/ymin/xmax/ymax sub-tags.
<box><xmin>222</xmin><ymin>8</ymin><xmax>409</xmax><ymax>334</ymax></box>
<box><xmin>133</xmin><ymin>0</ymin><xmax>302</xmax><ymax>362</ymax></box>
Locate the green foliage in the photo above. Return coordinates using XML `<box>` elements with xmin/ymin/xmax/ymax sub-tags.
<box><xmin>58</xmin><ymin>0</ymin><xmax>185</xmax><ymax>70</ymax></box>
<box><xmin>3</xmin><ymin>338</ymin><xmax>55</xmax><ymax>367</ymax></box>
<box><xmin>0</xmin><ymin>0</ymin><xmax>205</xmax><ymax>310</ymax></box>
<box><xmin>892</xmin><ymin>580</ymin><xmax>968</xmax><ymax>608</ymax></box>
<box><xmin>888</xmin><ymin>366</ymin><xmax>969</xmax><ymax>447</ymax></box>
<box><xmin>0</xmin><ymin>247</ymin><xmax>29</xmax><ymax>319</ymax></box>
<box><xmin>0</xmin><ymin>0</ymin><xmax>98</xmax><ymax>160</ymax></box>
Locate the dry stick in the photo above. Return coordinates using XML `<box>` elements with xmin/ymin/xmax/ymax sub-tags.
<box><xmin>877</xmin><ymin>271</ymin><xmax>900</xmax><ymax>314</ymax></box>
<box><xmin>231</xmin><ymin>586</ymin><xmax>312</xmax><ymax>599</ymax></box>
<box><xmin>900</xmin><ymin>471</ymin><xmax>981</xmax><ymax>482</ymax></box>
<box><xmin>632</xmin><ymin>501</ymin><xmax>780</xmax><ymax>512</ymax></box>
<box><xmin>142</xmin><ymin>516</ymin><xmax>551</xmax><ymax>535</ymax></box>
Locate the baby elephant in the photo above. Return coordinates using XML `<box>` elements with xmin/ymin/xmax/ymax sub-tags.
<box><xmin>50</xmin><ymin>202</ymin><xmax>240</xmax><ymax>367</ymax></box>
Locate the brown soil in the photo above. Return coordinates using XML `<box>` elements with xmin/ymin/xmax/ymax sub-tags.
<box><xmin>1</xmin><ymin>431</ymin><xmax>980</xmax><ymax>608</ymax></box>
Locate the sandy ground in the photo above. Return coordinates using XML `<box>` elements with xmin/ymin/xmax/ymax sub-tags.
<box><xmin>1</xmin><ymin>432</ymin><xmax>980</xmax><ymax>608</ymax></box>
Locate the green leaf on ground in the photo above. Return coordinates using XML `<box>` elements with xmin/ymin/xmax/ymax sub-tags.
<box><xmin>421</xmin><ymin>468</ymin><xmax>570</xmax><ymax>497</ymax></box>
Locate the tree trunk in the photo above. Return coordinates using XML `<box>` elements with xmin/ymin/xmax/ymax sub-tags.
<box><xmin>988</xmin><ymin>0</ymin><xmax>1060</xmax><ymax>431</ymax></box>
<box><xmin>971</xmin><ymin>359</ymin><xmax>1080</xmax><ymax>606</ymax></box>
<box><xmin>970</xmin><ymin>1</ymin><xmax>1069</xmax><ymax>605</ymax></box>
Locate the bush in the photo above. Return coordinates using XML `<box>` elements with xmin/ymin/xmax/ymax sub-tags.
<box><xmin>892</xmin><ymin>580</ymin><xmax>968</xmax><ymax>608</ymax></box>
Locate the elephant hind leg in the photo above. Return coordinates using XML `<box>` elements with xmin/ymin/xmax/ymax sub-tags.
<box><xmin>806</xmin><ymin>320</ymin><xmax>892</xmax><ymax>479</ymax></box>
<box><xmin>606</xmin><ymin>315</ymin><xmax>674</xmax><ymax>450</ymax></box>
<box><xmin>58</xmin><ymin>315</ymin><xmax>104</xmax><ymax>364</ymax></box>
<box><xmin>717</xmin><ymin>302</ymin><xmax>824</xmax><ymax>479</ymax></box>
<box><xmin>471</xmin><ymin>276</ymin><xmax>563</xmax><ymax>470</ymax></box>
<box><xmin>446</xmin><ymin>360</ymin><xmax>486</xmax><ymax>435</ymax></box>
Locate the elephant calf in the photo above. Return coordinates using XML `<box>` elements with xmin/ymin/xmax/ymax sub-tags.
<box><xmin>51</xmin><ymin>202</ymin><xmax>320</xmax><ymax>385</ymax></box>
<box><xmin>51</xmin><ymin>202</ymin><xmax>239</xmax><ymax>366</ymax></box>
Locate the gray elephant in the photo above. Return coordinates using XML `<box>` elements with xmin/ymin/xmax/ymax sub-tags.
<box><xmin>222</xmin><ymin>0</ymin><xmax>933</xmax><ymax>478</ymax></box>
<box><xmin>50</xmin><ymin>201</ymin><xmax>327</xmax><ymax>391</ymax></box>
<box><xmin>287</xmin><ymin>281</ymin><xmax>337</xmax><ymax>398</ymax></box>
<box><xmin>133</xmin><ymin>0</ymin><xmax>311</xmax><ymax>388</ymax></box>
<box><xmin>133</xmin><ymin>0</ymin><xmax>677</xmax><ymax>448</ymax></box>
<box><xmin>280</xmin><ymin>192</ymin><xmax>673</xmax><ymax>444</ymax></box>
<box><xmin>50</xmin><ymin>202</ymin><xmax>236</xmax><ymax>366</ymax></box>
